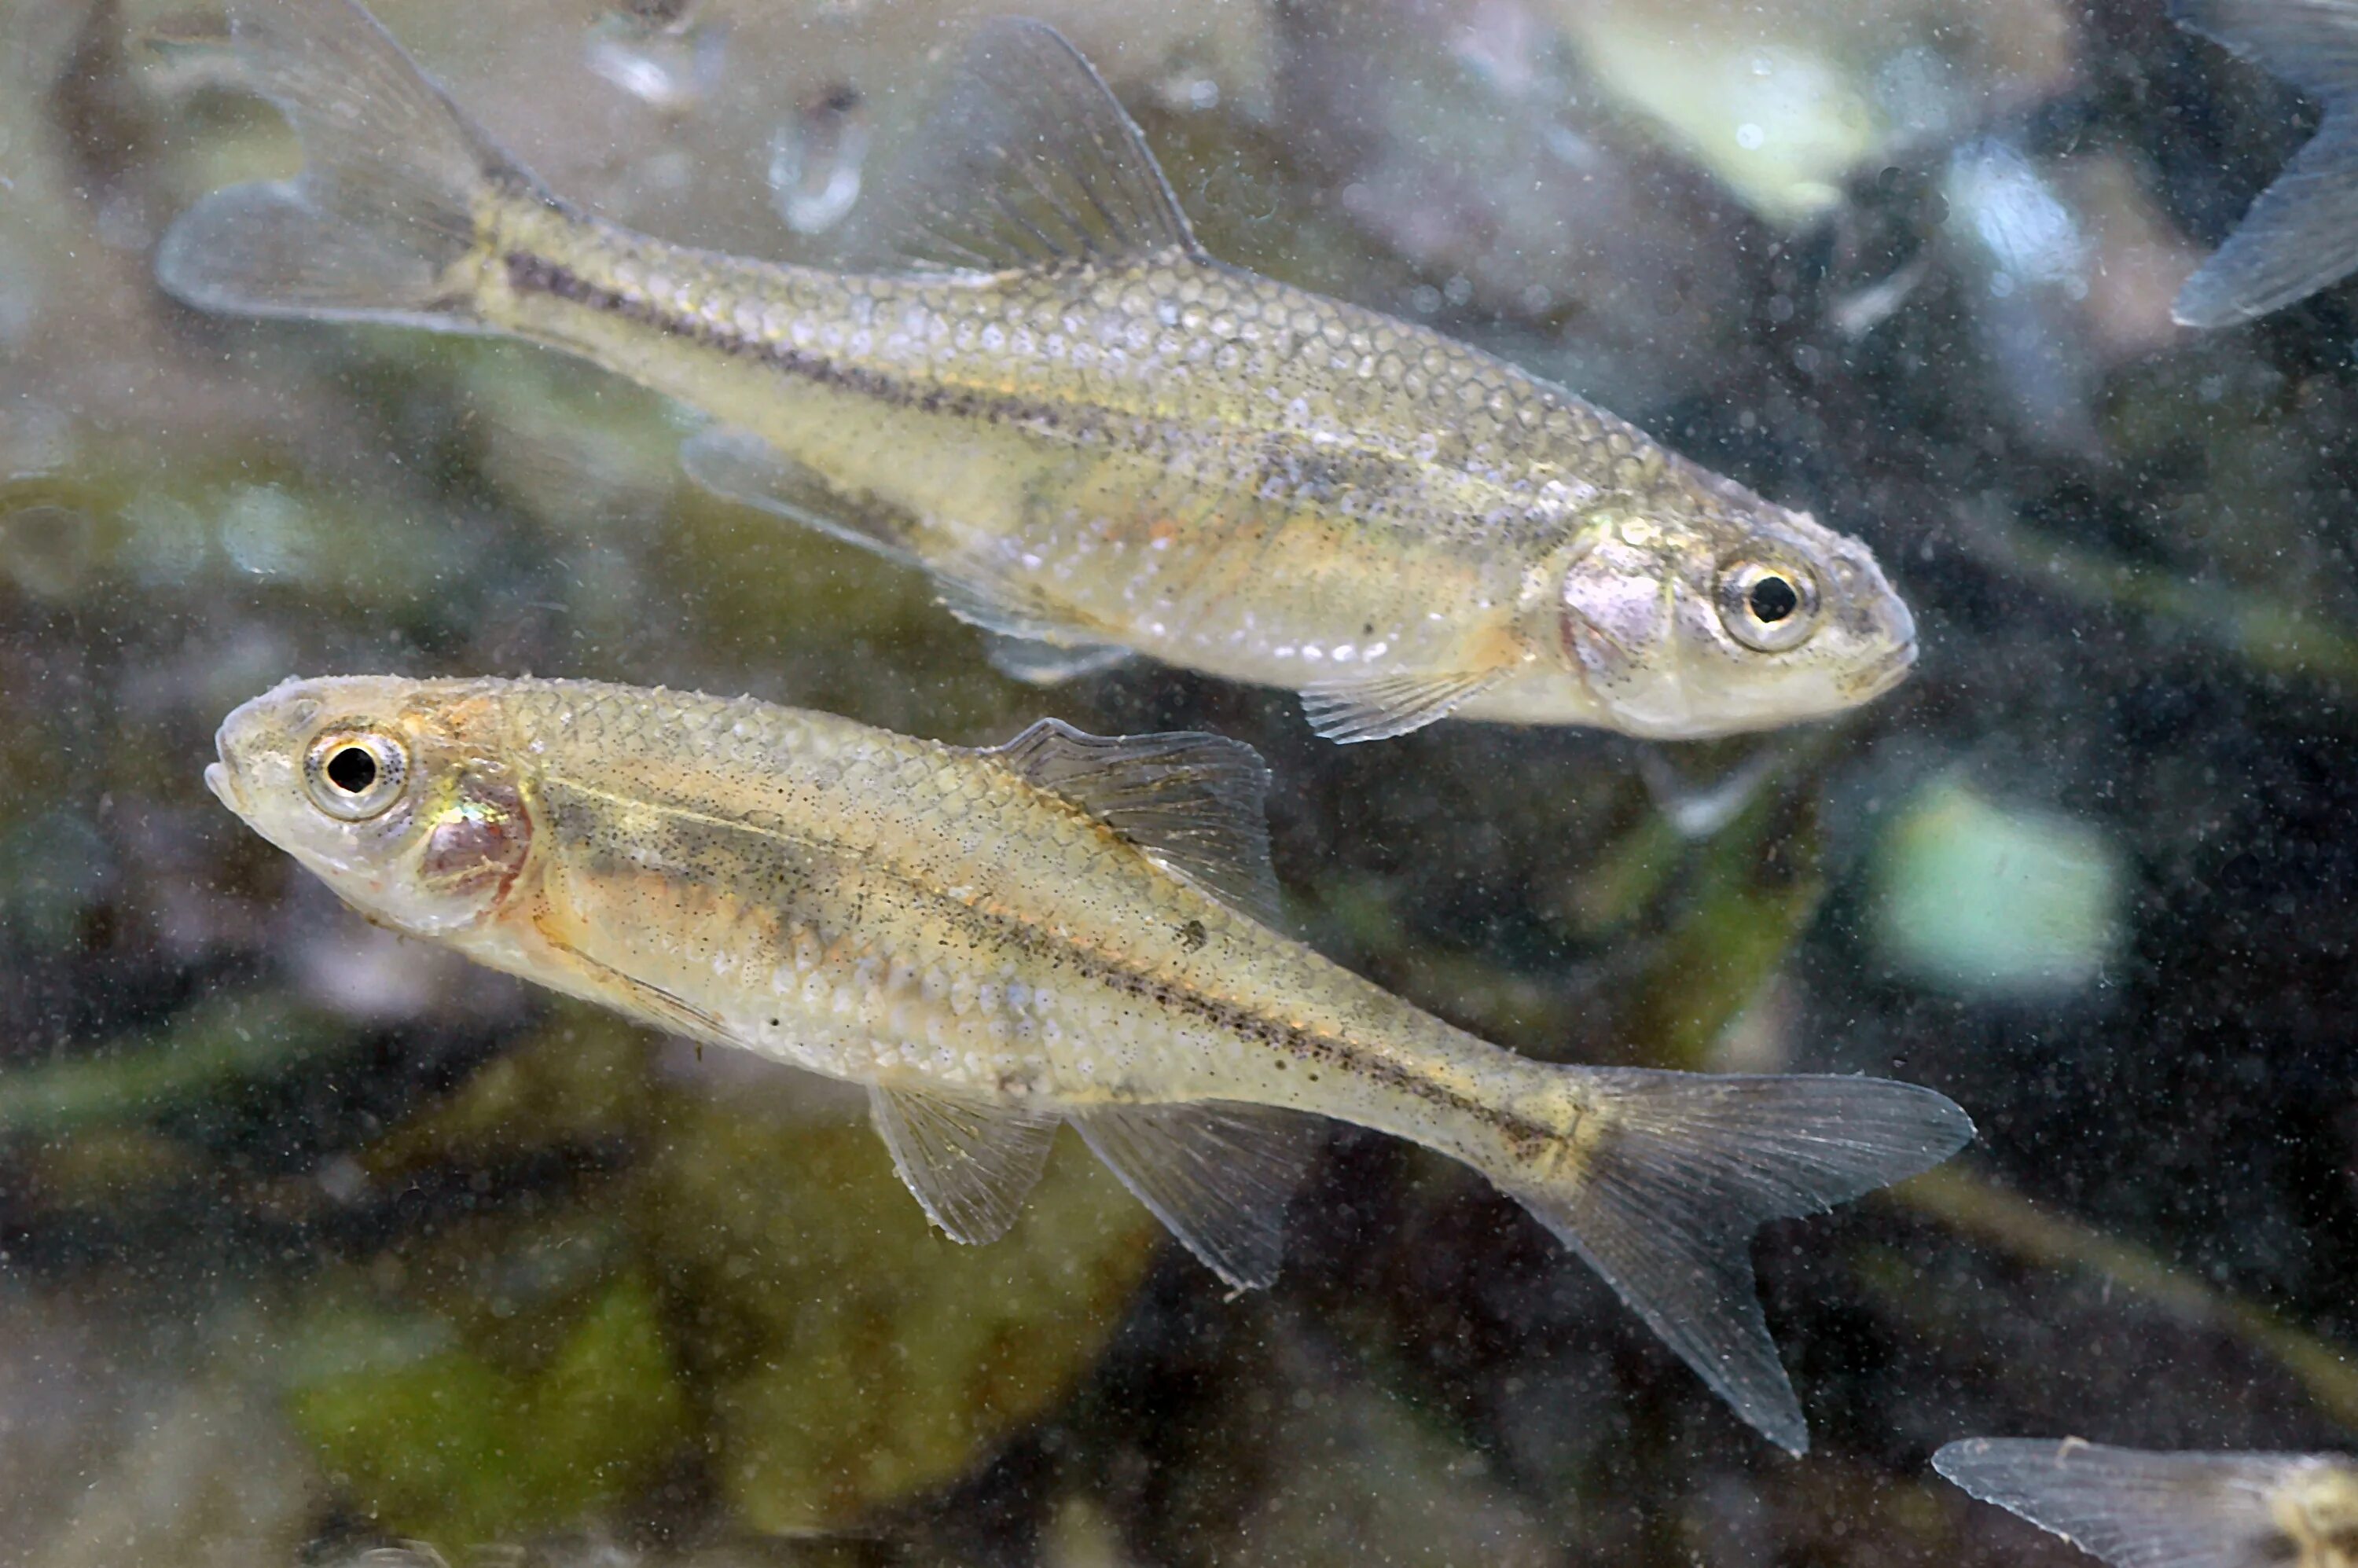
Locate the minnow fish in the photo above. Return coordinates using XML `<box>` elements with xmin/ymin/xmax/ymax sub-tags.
<box><xmin>1936</xmin><ymin>1437</ymin><xmax>2358</xmax><ymax>1567</ymax></box>
<box><xmin>2171</xmin><ymin>0</ymin><xmax>2358</xmax><ymax>327</ymax></box>
<box><xmin>157</xmin><ymin>0</ymin><xmax>1919</xmax><ymax>744</ymax></box>
<box><xmin>205</xmin><ymin>674</ymin><xmax>1971</xmax><ymax>1452</ymax></box>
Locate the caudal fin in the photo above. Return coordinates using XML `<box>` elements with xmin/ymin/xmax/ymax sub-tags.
<box><xmin>156</xmin><ymin>0</ymin><xmax>531</xmax><ymax>329</ymax></box>
<box><xmin>1508</xmin><ymin>1068</ymin><xmax>1972</xmax><ymax>1453</ymax></box>
<box><xmin>2170</xmin><ymin>0</ymin><xmax>2358</xmax><ymax>326</ymax></box>
<box><xmin>1935</xmin><ymin>1437</ymin><xmax>2343</xmax><ymax>1568</ymax></box>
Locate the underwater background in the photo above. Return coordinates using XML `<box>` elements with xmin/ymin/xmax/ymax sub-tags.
<box><xmin>5</xmin><ymin>0</ymin><xmax>2357</xmax><ymax>1562</ymax></box>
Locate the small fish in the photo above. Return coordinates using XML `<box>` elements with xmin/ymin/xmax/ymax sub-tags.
<box><xmin>208</xmin><ymin>674</ymin><xmax>1973</xmax><ymax>1452</ymax></box>
<box><xmin>2171</xmin><ymin>0</ymin><xmax>2358</xmax><ymax>327</ymax></box>
<box><xmin>1936</xmin><ymin>1437</ymin><xmax>2358</xmax><ymax>1567</ymax></box>
<box><xmin>156</xmin><ymin>0</ymin><xmax>1919</xmax><ymax>744</ymax></box>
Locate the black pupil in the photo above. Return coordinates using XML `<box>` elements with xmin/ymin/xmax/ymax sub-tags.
<box><xmin>325</xmin><ymin>746</ymin><xmax>378</xmax><ymax>794</ymax></box>
<box><xmin>1748</xmin><ymin>575</ymin><xmax>1799</xmax><ymax>622</ymax></box>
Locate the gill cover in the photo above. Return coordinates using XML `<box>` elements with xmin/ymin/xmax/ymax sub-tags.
<box><xmin>1561</xmin><ymin>531</ymin><xmax>1677</xmax><ymax>700</ymax></box>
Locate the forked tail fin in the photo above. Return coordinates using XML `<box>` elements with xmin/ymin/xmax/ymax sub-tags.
<box><xmin>1508</xmin><ymin>1068</ymin><xmax>1972</xmax><ymax>1453</ymax></box>
<box><xmin>2170</xmin><ymin>0</ymin><xmax>2358</xmax><ymax>325</ymax></box>
<box><xmin>155</xmin><ymin>0</ymin><xmax>536</xmax><ymax>329</ymax></box>
<box><xmin>1936</xmin><ymin>1438</ymin><xmax>2344</xmax><ymax>1567</ymax></box>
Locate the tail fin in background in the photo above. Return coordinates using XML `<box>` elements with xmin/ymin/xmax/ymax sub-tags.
<box><xmin>1935</xmin><ymin>1437</ymin><xmax>2345</xmax><ymax>1568</ymax></box>
<box><xmin>1508</xmin><ymin>1069</ymin><xmax>1973</xmax><ymax>1454</ymax></box>
<box><xmin>2171</xmin><ymin>0</ymin><xmax>2358</xmax><ymax>326</ymax></box>
<box><xmin>155</xmin><ymin>0</ymin><xmax>534</xmax><ymax>329</ymax></box>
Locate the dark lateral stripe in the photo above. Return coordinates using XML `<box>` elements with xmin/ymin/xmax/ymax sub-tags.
<box><xmin>543</xmin><ymin>781</ymin><xmax>1551</xmax><ymax>1151</ymax></box>
<box><xmin>501</xmin><ymin>249</ymin><xmax>1069</xmax><ymax>431</ymax></box>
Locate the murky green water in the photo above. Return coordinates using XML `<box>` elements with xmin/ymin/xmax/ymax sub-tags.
<box><xmin>6</xmin><ymin>0</ymin><xmax>2356</xmax><ymax>1562</ymax></box>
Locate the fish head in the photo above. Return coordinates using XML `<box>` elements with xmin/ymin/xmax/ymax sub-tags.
<box><xmin>208</xmin><ymin>675</ymin><xmax>533</xmax><ymax>936</ymax></box>
<box><xmin>1557</xmin><ymin>492</ymin><xmax>1916</xmax><ymax>739</ymax></box>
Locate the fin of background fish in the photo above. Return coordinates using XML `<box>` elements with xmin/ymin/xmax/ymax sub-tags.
<box><xmin>840</xmin><ymin>17</ymin><xmax>1201</xmax><ymax>274</ymax></box>
<box><xmin>2171</xmin><ymin>0</ymin><xmax>2358</xmax><ymax>326</ymax></box>
<box><xmin>1300</xmin><ymin>670</ymin><xmax>1512</xmax><ymax>743</ymax></box>
<box><xmin>869</xmin><ymin>1085</ymin><xmax>1060</xmax><ymax>1243</ymax></box>
<box><xmin>678</xmin><ymin>426</ymin><xmax>926</xmax><ymax>569</ymax></box>
<box><xmin>153</xmin><ymin>0</ymin><xmax>526</xmax><ymax>329</ymax></box>
<box><xmin>1071</xmin><ymin>1102</ymin><xmax>1324</xmax><ymax>1291</ymax></box>
<box><xmin>981</xmin><ymin>634</ymin><xmax>1137</xmax><ymax>686</ymax></box>
<box><xmin>1934</xmin><ymin>1437</ymin><xmax>2339</xmax><ymax>1568</ymax></box>
<box><xmin>981</xmin><ymin>718</ymin><xmax>1280</xmax><ymax>924</ymax></box>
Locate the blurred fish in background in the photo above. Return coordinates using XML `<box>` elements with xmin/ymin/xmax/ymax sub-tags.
<box><xmin>1937</xmin><ymin>1436</ymin><xmax>2358</xmax><ymax>1568</ymax></box>
<box><xmin>2169</xmin><ymin>0</ymin><xmax>2358</xmax><ymax>326</ymax></box>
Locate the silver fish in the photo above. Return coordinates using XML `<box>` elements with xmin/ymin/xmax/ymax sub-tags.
<box><xmin>207</xmin><ymin>673</ymin><xmax>1975</xmax><ymax>1452</ymax></box>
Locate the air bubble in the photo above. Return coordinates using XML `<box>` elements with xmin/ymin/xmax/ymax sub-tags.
<box><xmin>769</xmin><ymin>89</ymin><xmax>870</xmax><ymax>236</ymax></box>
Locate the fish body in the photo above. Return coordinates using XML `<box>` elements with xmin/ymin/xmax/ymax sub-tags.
<box><xmin>159</xmin><ymin>0</ymin><xmax>1917</xmax><ymax>743</ymax></box>
<box><xmin>208</xmin><ymin>674</ymin><xmax>1972</xmax><ymax>1452</ymax></box>
<box><xmin>1936</xmin><ymin>1438</ymin><xmax>2358</xmax><ymax>1568</ymax></box>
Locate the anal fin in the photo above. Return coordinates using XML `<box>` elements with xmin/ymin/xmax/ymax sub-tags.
<box><xmin>680</xmin><ymin>425</ymin><xmax>924</xmax><ymax>569</ymax></box>
<box><xmin>869</xmin><ymin>1085</ymin><xmax>1060</xmax><ymax>1244</ymax></box>
<box><xmin>1071</xmin><ymin>1102</ymin><xmax>1323</xmax><ymax>1291</ymax></box>
<box><xmin>1298</xmin><ymin>668</ymin><xmax>1508</xmax><ymax>743</ymax></box>
<box><xmin>983</xmin><ymin>718</ymin><xmax>1281</xmax><ymax>925</ymax></box>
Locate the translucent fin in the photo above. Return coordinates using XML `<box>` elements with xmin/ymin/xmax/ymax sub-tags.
<box><xmin>155</xmin><ymin>0</ymin><xmax>530</xmax><ymax>328</ymax></box>
<box><xmin>931</xmin><ymin>569</ymin><xmax>1100</xmax><ymax>645</ymax></box>
<box><xmin>1508</xmin><ymin>1070</ymin><xmax>1973</xmax><ymax>1454</ymax></box>
<box><xmin>678</xmin><ymin>425</ymin><xmax>924</xmax><ymax>568</ymax></box>
<box><xmin>2172</xmin><ymin>0</ymin><xmax>2358</xmax><ymax>100</ymax></box>
<box><xmin>982</xmin><ymin>633</ymin><xmax>1137</xmax><ymax>686</ymax></box>
<box><xmin>982</xmin><ymin>718</ymin><xmax>1280</xmax><ymax>925</ymax></box>
<box><xmin>1071</xmin><ymin>1102</ymin><xmax>1322</xmax><ymax>1290</ymax></box>
<box><xmin>535</xmin><ymin>931</ymin><xmax>732</xmax><ymax>1045</ymax></box>
<box><xmin>1935</xmin><ymin>1438</ymin><xmax>2335</xmax><ymax>1568</ymax></box>
<box><xmin>869</xmin><ymin>1085</ymin><xmax>1060</xmax><ymax>1244</ymax></box>
<box><xmin>845</xmin><ymin>17</ymin><xmax>1199</xmax><ymax>274</ymax></box>
<box><xmin>1298</xmin><ymin>669</ymin><xmax>1509</xmax><ymax>744</ymax></box>
<box><xmin>2172</xmin><ymin>0</ymin><xmax>2358</xmax><ymax>325</ymax></box>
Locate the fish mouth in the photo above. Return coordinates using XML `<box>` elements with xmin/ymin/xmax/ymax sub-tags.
<box><xmin>1846</xmin><ymin>637</ymin><xmax>1919</xmax><ymax>702</ymax></box>
<box><xmin>204</xmin><ymin>760</ymin><xmax>237</xmax><ymax>811</ymax></box>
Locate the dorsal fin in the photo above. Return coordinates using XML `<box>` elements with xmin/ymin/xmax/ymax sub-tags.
<box><xmin>982</xmin><ymin>718</ymin><xmax>1280</xmax><ymax>926</ymax></box>
<box><xmin>847</xmin><ymin>17</ymin><xmax>1200</xmax><ymax>274</ymax></box>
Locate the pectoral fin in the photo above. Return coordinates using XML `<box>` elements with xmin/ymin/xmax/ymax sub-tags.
<box><xmin>869</xmin><ymin>1085</ymin><xmax>1060</xmax><ymax>1244</ymax></box>
<box><xmin>1071</xmin><ymin>1102</ymin><xmax>1323</xmax><ymax>1290</ymax></box>
<box><xmin>1298</xmin><ymin>668</ymin><xmax>1510</xmax><ymax>743</ymax></box>
<box><xmin>534</xmin><ymin>930</ymin><xmax>733</xmax><ymax>1045</ymax></box>
<box><xmin>680</xmin><ymin>426</ymin><xmax>924</xmax><ymax>568</ymax></box>
<box><xmin>982</xmin><ymin>718</ymin><xmax>1281</xmax><ymax>924</ymax></box>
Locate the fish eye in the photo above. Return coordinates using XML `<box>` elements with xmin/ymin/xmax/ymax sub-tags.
<box><xmin>1717</xmin><ymin>560</ymin><xmax>1820</xmax><ymax>653</ymax></box>
<box><xmin>303</xmin><ymin>728</ymin><xmax>410</xmax><ymax>821</ymax></box>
